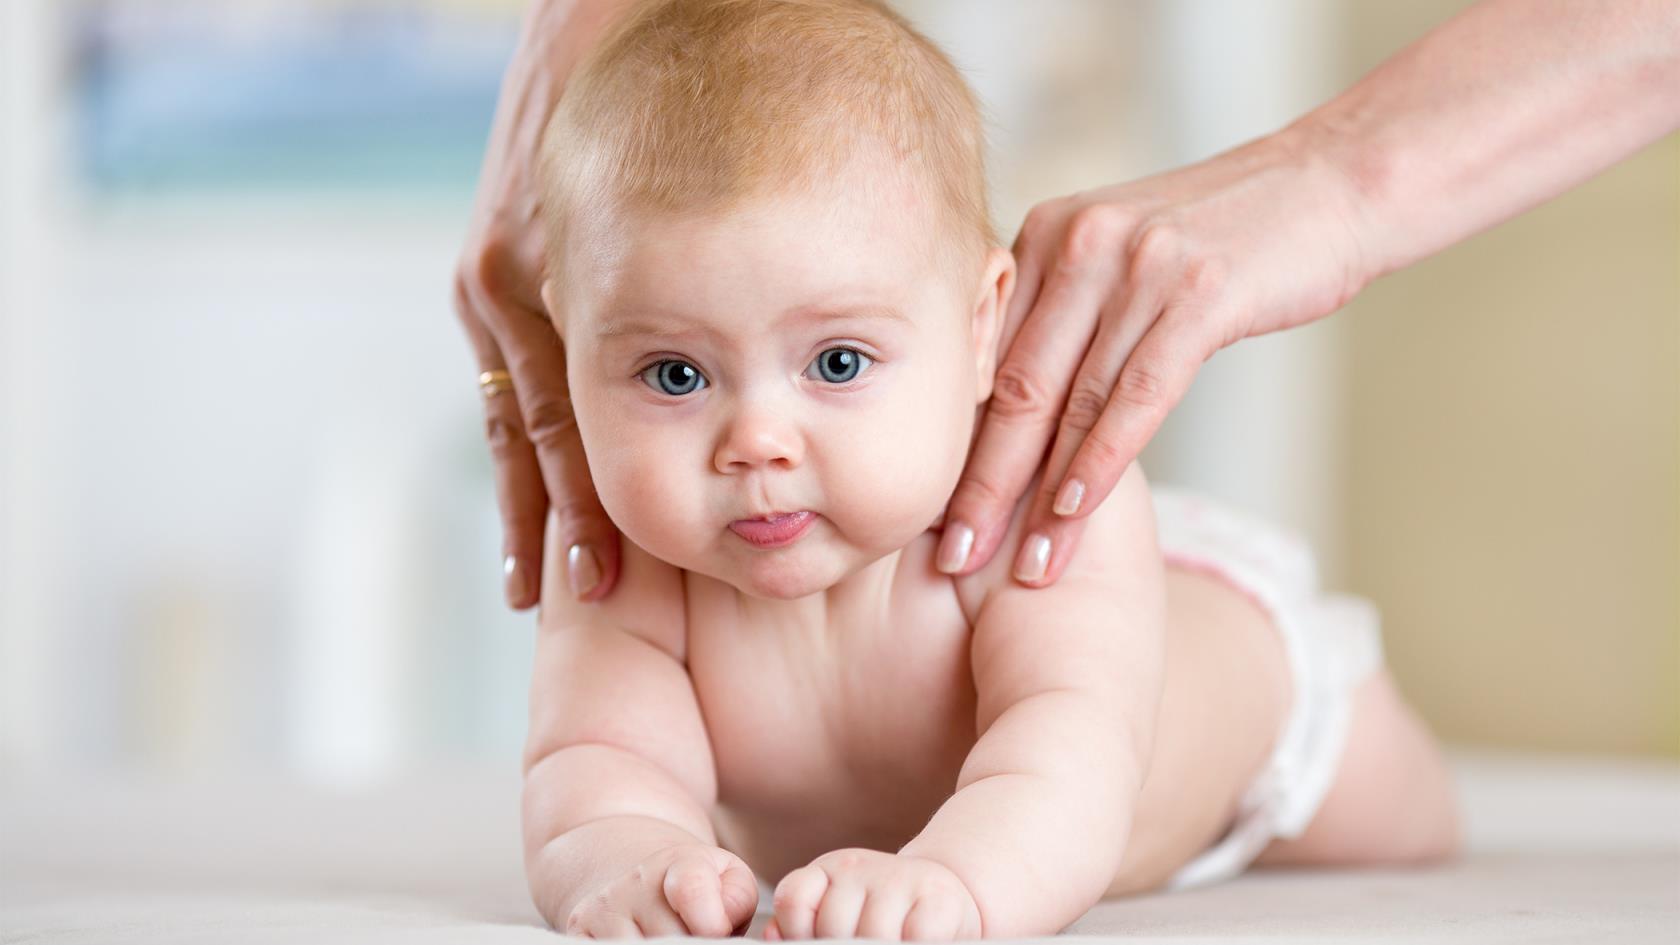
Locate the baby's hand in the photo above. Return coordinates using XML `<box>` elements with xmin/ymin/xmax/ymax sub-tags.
<box><xmin>766</xmin><ymin>849</ymin><xmax>981</xmax><ymax>941</ymax></box>
<box><xmin>565</xmin><ymin>843</ymin><xmax>758</xmax><ymax>938</ymax></box>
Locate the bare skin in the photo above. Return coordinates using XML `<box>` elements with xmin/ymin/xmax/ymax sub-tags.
<box><xmin>460</xmin><ymin>0</ymin><xmax>1680</xmax><ymax>608</ymax></box>
<box><xmin>517</xmin><ymin>175</ymin><xmax>1457</xmax><ymax>939</ymax></box>
<box><xmin>523</xmin><ymin>495</ymin><xmax>1459</xmax><ymax>938</ymax></box>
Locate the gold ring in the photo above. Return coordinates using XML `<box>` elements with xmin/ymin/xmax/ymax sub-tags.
<box><xmin>478</xmin><ymin>369</ymin><xmax>515</xmax><ymax>399</ymax></box>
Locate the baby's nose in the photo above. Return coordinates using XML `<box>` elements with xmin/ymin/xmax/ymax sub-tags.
<box><xmin>713</xmin><ymin>406</ymin><xmax>804</xmax><ymax>473</ymax></box>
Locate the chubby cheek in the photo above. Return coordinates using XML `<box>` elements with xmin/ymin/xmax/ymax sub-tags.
<box><xmin>578</xmin><ymin>408</ymin><xmax>714</xmax><ymax>566</ymax></box>
<box><xmin>820</xmin><ymin>369</ymin><xmax>971</xmax><ymax>552</ymax></box>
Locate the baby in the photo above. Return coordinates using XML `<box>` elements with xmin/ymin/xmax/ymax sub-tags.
<box><xmin>520</xmin><ymin>0</ymin><xmax>1459</xmax><ymax>939</ymax></box>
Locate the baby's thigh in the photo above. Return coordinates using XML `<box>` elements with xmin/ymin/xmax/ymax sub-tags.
<box><xmin>1255</xmin><ymin>671</ymin><xmax>1461</xmax><ymax>867</ymax></box>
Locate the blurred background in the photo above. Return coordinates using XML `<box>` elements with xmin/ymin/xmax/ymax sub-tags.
<box><xmin>1</xmin><ymin>0</ymin><xmax>1674</xmax><ymax>790</ymax></box>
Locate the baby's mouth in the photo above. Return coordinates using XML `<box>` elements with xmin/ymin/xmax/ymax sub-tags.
<box><xmin>728</xmin><ymin>510</ymin><xmax>817</xmax><ymax>549</ymax></box>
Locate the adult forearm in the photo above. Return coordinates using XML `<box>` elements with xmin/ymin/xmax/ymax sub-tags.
<box><xmin>478</xmin><ymin>0</ymin><xmax>636</xmax><ymax>204</ymax></box>
<box><xmin>1297</xmin><ymin>0</ymin><xmax>1680</xmax><ymax>282</ymax></box>
<box><xmin>899</xmin><ymin>692</ymin><xmax>1140</xmax><ymax>937</ymax></box>
<box><xmin>511</xmin><ymin>0</ymin><xmax>638</xmax><ymax>100</ymax></box>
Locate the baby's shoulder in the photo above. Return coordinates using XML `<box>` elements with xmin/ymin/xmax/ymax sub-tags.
<box><xmin>951</xmin><ymin>462</ymin><xmax>1161</xmax><ymax>623</ymax></box>
<box><xmin>539</xmin><ymin>511</ymin><xmax>689</xmax><ymax>662</ymax></box>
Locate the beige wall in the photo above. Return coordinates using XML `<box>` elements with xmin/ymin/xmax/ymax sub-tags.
<box><xmin>1340</xmin><ymin>2</ymin><xmax>1679</xmax><ymax>756</ymax></box>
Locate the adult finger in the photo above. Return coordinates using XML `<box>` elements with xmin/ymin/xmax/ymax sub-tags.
<box><xmin>1038</xmin><ymin>268</ymin><xmax>1167</xmax><ymax>522</ymax></box>
<box><xmin>483</xmin><ymin>381</ymin><xmax>549</xmax><ymax>609</ymax></box>
<box><xmin>1017</xmin><ymin>305</ymin><xmax>1209</xmax><ymax>588</ymax></box>
<box><xmin>455</xmin><ymin>275</ymin><xmax>548</xmax><ymax>609</ymax></box>
<box><xmin>1063</xmin><ymin>305</ymin><xmax>1210</xmax><ymax>519</ymax></box>
<box><xmin>467</xmin><ymin>269</ymin><xmax>622</xmax><ymax>603</ymax></box>
<box><xmin>993</xmin><ymin>200</ymin><xmax>1059</xmax><ymax>363</ymax></box>
<box><xmin>1003</xmin><ymin>281</ymin><xmax>1162</xmax><ymax>587</ymax></box>
<box><xmin>938</xmin><ymin>211</ymin><xmax>1122</xmax><ymax>576</ymax></box>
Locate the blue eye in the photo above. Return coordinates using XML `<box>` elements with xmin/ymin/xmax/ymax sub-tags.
<box><xmin>640</xmin><ymin>359</ymin><xmax>707</xmax><ymax>396</ymax></box>
<box><xmin>806</xmin><ymin>347</ymin><xmax>871</xmax><ymax>384</ymax></box>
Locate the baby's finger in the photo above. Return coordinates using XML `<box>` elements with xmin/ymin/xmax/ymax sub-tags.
<box><xmin>632</xmin><ymin>893</ymin><xmax>688</xmax><ymax>938</ymax></box>
<box><xmin>901</xmin><ymin>894</ymin><xmax>960</xmax><ymax>941</ymax></box>
<box><xmin>577</xmin><ymin>907</ymin><xmax>641</xmax><ymax>940</ymax></box>
<box><xmin>811</xmin><ymin>879</ymin><xmax>867</xmax><ymax>939</ymax></box>
<box><xmin>718</xmin><ymin>858</ymin><xmax>761</xmax><ymax>932</ymax></box>
<box><xmin>854</xmin><ymin>886</ymin><xmax>914</xmax><ymax>941</ymax></box>
<box><xmin>771</xmin><ymin>866</ymin><xmax>829</xmax><ymax>939</ymax></box>
<box><xmin>662</xmin><ymin>857</ymin><xmax>729</xmax><ymax>936</ymax></box>
<box><xmin>763</xmin><ymin>917</ymin><xmax>783</xmax><ymax>941</ymax></box>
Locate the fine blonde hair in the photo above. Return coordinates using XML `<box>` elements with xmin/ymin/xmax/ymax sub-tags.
<box><xmin>540</xmin><ymin>0</ymin><xmax>993</xmax><ymax>280</ymax></box>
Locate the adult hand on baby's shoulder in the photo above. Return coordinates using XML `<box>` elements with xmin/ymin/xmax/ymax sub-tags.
<box><xmin>565</xmin><ymin>842</ymin><xmax>759</xmax><ymax>938</ymax></box>
<box><xmin>941</xmin><ymin>123</ymin><xmax>1374</xmax><ymax>590</ymax></box>
<box><xmin>767</xmin><ymin>849</ymin><xmax>982</xmax><ymax>941</ymax></box>
<box><xmin>454</xmin><ymin>0</ymin><xmax>630</xmax><ymax>612</ymax></box>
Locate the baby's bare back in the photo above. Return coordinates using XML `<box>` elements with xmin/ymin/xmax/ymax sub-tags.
<box><xmin>684</xmin><ymin>529</ymin><xmax>1291</xmax><ymax>893</ymax></box>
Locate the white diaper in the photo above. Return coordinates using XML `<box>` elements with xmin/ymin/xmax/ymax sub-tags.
<box><xmin>1152</xmin><ymin>488</ymin><xmax>1383</xmax><ymax>890</ymax></box>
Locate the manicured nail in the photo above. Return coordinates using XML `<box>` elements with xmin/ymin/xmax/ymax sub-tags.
<box><xmin>1013</xmin><ymin>533</ymin><xmax>1051</xmax><ymax>583</ymax></box>
<box><xmin>1053</xmin><ymin>478</ymin><xmax>1085</xmax><ymax>516</ymax></box>
<box><xmin>503</xmin><ymin>555</ymin><xmax>528</xmax><ymax>604</ymax></box>
<box><xmin>567</xmin><ymin>543</ymin><xmax>601</xmax><ymax>598</ymax></box>
<box><xmin>936</xmin><ymin>523</ymin><xmax>974</xmax><ymax>574</ymax></box>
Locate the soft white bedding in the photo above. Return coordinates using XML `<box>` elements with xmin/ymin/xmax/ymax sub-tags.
<box><xmin>3</xmin><ymin>751</ymin><xmax>1676</xmax><ymax>943</ymax></box>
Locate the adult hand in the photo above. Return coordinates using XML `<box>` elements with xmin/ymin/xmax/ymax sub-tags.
<box><xmin>454</xmin><ymin>0</ymin><xmax>632</xmax><ymax>609</ymax></box>
<box><xmin>939</xmin><ymin>0</ymin><xmax>1680</xmax><ymax>590</ymax></box>
<box><xmin>938</xmin><ymin>128</ymin><xmax>1371</xmax><ymax>587</ymax></box>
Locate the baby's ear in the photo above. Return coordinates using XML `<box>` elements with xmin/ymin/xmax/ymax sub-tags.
<box><xmin>969</xmin><ymin>246</ymin><xmax>1015</xmax><ymax>404</ymax></box>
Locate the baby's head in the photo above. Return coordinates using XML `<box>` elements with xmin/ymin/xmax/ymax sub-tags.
<box><xmin>539</xmin><ymin>0</ymin><xmax>1012</xmax><ymax>599</ymax></box>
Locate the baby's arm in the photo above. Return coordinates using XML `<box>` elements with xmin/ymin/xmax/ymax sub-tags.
<box><xmin>906</xmin><ymin>464</ymin><xmax>1164</xmax><ymax>935</ymax></box>
<box><xmin>522</xmin><ymin>514</ymin><xmax>756</xmax><ymax>937</ymax></box>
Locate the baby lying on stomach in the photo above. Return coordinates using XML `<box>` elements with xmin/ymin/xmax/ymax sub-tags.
<box><xmin>521</xmin><ymin>0</ymin><xmax>1459</xmax><ymax>938</ymax></box>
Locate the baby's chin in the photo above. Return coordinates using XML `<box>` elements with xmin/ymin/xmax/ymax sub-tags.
<box><xmin>677</xmin><ymin>529</ymin><xmax>879</xmax><ymax>601</ymax></box>
<box><xmin>625</xmin><ymin>511</ymin><xmax>939</xmax><ymax>601</ymax></box>
<box><xmin>705</xmin><ymin>540</ymin><xmax>861</xmax><ymax>600</ymax></box>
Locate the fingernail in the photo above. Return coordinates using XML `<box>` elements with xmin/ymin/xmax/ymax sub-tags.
<box><xmin>503</xmin><ymin>555</ymin><xmax>528</xmax><ymax>604</ymax></box>
<box><xmin>567</xmin><ymin>543</ymin><xmax>601</xmax><ymax>598</ymax></box>
<box><xmin>1053</xmin><ymin>478</ymin><xmax>1085</xmax><ymax>516</ymax></box>
<box><xmin>1013</xmin><ymin>533</ymin><xmax>1051</xmax><ymax>583</ymax></box>
<box><xmin>936</xmin><ymin>523</ymin><xmax>974</xmax><ymax>574</ymax></box>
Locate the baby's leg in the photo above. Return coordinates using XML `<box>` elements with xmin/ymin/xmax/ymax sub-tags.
<box><xmin>1255</xmin><ymin>670</ymin><xmax>1461</xmax><ymax>866</ymax></box>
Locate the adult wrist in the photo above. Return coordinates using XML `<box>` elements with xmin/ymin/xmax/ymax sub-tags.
<box><xmin>1273</xmin><ymin>108</ymin><xmax>1390</xmax><ymax>296</ymax></box>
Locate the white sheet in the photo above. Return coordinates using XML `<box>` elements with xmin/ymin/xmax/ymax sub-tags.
<box><xmin>3</xmin><ymin>751</ymin><xmax>1676</xmax><ymax>943</ymax></box>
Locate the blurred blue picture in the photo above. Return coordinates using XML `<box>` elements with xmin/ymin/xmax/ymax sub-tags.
<box><xmin>72</xmin><ymin>0</ymin><xmax>519</xmax><ymax>195</ymax></box>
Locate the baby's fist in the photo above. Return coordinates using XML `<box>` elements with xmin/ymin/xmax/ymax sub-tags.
<box><xmin>566</xmin><ymin>843</ymin><xmax>757</xmax><ymax>938</ymax></box>
<box><xmin>767</xmin><ymin>849</ymin><xmax>981</xmax><ymax>941</ymax></box>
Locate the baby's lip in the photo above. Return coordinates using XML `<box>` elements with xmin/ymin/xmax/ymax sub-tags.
<box><xmin>728</xmin><ymin>510</ymin><xmax>816</xmax><ymax>548</ymax></box>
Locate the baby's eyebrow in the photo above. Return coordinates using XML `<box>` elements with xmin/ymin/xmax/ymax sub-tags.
<box><xmin>594</xmin><ymin>302</ymin><xmax>911</xmax><ymax>339</ymax></box>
